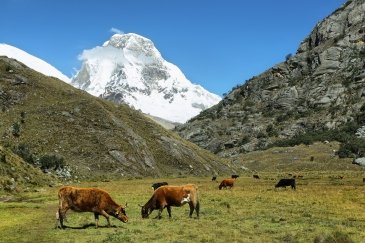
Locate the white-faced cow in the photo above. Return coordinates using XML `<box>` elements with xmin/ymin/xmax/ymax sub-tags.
<box><xmin>219</xmin><ymin>178</ymin><xmax>236</xmax><ymax>190</ymax></box>
<box><xmin>56</xmin><ymin>186</ymin><xmax>128</xmax><ymax>229</ymax></box>
<box><xmin>275</xmin><ymin>179</ymin><xmax>296</xmax><ymax>190</ymax></box>
<box><xmin>140</xmin><ymin>184</ymin><xmax>199</xmax><ymax>219</ymax></box>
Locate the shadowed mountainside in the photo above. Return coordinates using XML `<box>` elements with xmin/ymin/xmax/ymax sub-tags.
<box><xmin>0</xmin><ymin>56</ymin><xmax>233</xmax><ymax>182</ymax></box>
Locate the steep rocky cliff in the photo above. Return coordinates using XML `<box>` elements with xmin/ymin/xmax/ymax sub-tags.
<box><xmin>176</xmin><ymin>0</ymin><xmax>365</xmax><ymax>157</ymax></box>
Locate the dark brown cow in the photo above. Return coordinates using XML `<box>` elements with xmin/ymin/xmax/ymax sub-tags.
<box><xmin>275</xmin><ymin>179</ymin><xmax>296</xmax><ymax>190</ymax></box>
<box><xmin>140</xmin><ymin>184</ymin><xmax>199</xmax><ymax>219</ymax></box>
<box><xmin>253</xmin><ymin>175</ymin><xmax>260</xmax><ymax>179</ymax></box>
<box><xmin>219</xmin><ymin>178</ymin><xmax>235</xmax><ymax>190</ymax></box>
<box><xmin>56</xmin><ymin>186</ymin><xmax>128</xmax><ymax>229</ymax></box>
<box><xmin>151</xmin><ymin>182</ymin><xmax>168</xmax><ymax>190</ymax></box>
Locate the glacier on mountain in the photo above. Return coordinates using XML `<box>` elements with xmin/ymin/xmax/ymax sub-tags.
<box><xmin>0</xmin><ymin>43</ymin><xmax>70</xmax><ymax>82</ymax></box>
<box><xmin>71</xmin><ymin>33</ymin><xmax>221</xmax><ymax>123</ymax></box>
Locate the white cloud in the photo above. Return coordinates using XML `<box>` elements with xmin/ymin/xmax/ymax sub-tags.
<box><xmin>110</xmin><ymin>27</ymin><xmax>124</xmax><ymax>34</ymax></box>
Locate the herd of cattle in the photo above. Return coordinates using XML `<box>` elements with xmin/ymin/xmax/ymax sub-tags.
<box><xmin>55</xmin><ymin>175</ymin><xmax>296</xmax><ymax>229</ymax></box>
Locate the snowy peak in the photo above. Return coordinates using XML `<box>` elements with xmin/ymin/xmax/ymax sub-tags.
<box><xmin>71</xmin><ymin>33</ymin><xmax>221</xmax><ymax>123</ymax></box>
<box><xmin>0</xmin><ymin>43</ymin><xmax>70</xmax><ymax>82</ymax></box>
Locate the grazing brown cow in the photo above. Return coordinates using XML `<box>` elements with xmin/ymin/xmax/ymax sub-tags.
<box><xmin>219</xmin><ymin>178</ymin><xmax>235</xmax><ymax>190</ymax></box>
<box><xmin>140</xmin><ymin>184</ymin><xmax>199</xmax><ymax>219</ymax></box>
<box><xmin>56</xmin><ymin>186</ymin><xmax>128</xmax><ymax>229</ymax></box>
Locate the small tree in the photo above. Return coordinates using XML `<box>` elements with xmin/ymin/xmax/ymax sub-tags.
<box><xmin>12</xmin><ymin>122</ymin><xmax>20</xmax><ymax>137</ymax></box>
<box><xmin>20</xmin><ymin>111</ymin><xmax>26</xmax><ymax>124</ymax></box>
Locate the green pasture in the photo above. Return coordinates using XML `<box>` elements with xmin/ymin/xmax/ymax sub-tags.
<box><xmin>0</xmin><ymin>174</ymin><xmax>364</xmax><ymax>242</ymax></box>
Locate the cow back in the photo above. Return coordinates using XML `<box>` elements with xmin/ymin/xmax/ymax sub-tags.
<box><xmin>156</xmin><ymin>184</ymin><xmax>198</xmax><ymax>206</ymax></box>
<box><xmin>59</xmin><ymin>186</ymin><xmax>117</xmax><ymax>212</ymax></box>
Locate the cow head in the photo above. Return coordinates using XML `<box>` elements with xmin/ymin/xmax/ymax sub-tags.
<box><xmin>114</xmin><ymin>204</ymin><xmax>128</xmax><ymax>223</ymax></box>
<box><xmin>140</xmin><ymin>205</ymin><xmax>150</xmax><ymax>218</ymax></box>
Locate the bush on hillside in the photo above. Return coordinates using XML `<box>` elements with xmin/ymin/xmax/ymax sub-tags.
<box><xmin>39</xmin><ymin>154</ymin><xmax>65</xmax><ymax>171</ymax></box>
<box><xmin>12</xmin><ymin>143</ymin><xmax>35</xmax><ymax>165</ymax></box>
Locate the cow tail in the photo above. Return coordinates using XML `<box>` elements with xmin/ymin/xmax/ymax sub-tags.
<box><xmin>195</xmin><ymin>186</ymin><xmax>200</xmax><ymax>217</ymax></box>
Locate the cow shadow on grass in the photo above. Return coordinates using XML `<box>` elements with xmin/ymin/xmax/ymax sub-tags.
<box><xmin>61</xmin><ymin>224</ymin><xmax>119</xmax><ymax>230</ymax></box>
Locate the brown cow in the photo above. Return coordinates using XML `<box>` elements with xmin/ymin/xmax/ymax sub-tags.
<box><xmin>140</xmin><ymin>184</ymin><xmax>199</xmax><ymax>219</ymax></box>
<box><xmin>56</xmin><ymin>186</ymin><xmax>128</xmax><ymax>229</ymax></box>
<box><xmin>219</xmin><ymin>178</ymin><xmax>235</xmax><ymax>190</ymax></box>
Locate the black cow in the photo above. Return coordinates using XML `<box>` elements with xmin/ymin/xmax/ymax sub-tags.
<box><xmin>231</xmin><ymin>174</ymin><xmax>239</xmax><ymax>179</ymax></box>
<box><xmin>253</xmin><ymin>175</ymin><xmax>260</xmax><ymax>179</ymax></box>
<box><xmin>211</xmin><ymin>176</ymin><xmax>217</xmax><ymax>181</ymax></box>
<box><xmin>363</xmin><ymin>178</ymin><xmax>365</xmax><ymax>183</ymax></box>
<box><xmin>275</xmin><ymin>179</ymin><xmax>296</xmax><ymax>190</ymax></box>
<box><xmin>151</xmin><ymin>182</ymin><xmax>168</xmax><ymax>190</ymax></box>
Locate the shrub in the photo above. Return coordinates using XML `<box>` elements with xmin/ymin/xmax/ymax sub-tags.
<box><xmin>12</xmin><ymin>122</ymin><xmax>20</xmax><ymax>137</ymax></box>
<box><xmin>337</xmin><ymin>138</ymin><xmax>365</xmax><ymax>158</ymax></box>
<box><xmin>12</xmin><ymin>144</ymin><xmax>35</xmax><ymax>165</ymax></box>
<box><xmin>39</xmin><ymin>154</ymin><xmax>65</xmax><ymax>171</ymax></box>
<box><xmin>0</xmin><ymin>154</ymin><xmax>5</xmax><ymax>163</ymax></box>
<box><xmin>238</xmin><ymin>136</ymin><xmax>250</xmax><ymax>146</ymax></box>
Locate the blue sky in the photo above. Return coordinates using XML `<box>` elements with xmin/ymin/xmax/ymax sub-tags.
<box><xmin>1</xmin><ymin>0</ymin><xmax>346</xmax><ymax>96</ymax></box>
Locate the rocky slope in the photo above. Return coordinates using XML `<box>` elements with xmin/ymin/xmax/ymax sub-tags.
<box><xmin>175</xmin><ymin>0</ymin><xmax>365</xmax><ymax>157</ymax></box>
<box><xmin>71</xmin><ymin>33</ymin><xmax>221</xmax><ymax>123</ymax></box>
<box><xmin>0</xmin><ymin>57</ymin><xmax>233</xmax><ymax>180</ymax></box>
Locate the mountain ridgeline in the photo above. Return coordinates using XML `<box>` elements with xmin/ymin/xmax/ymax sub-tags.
<box><xmin>175</xmin><ymin>0</ymin><xmax>365</xmax><ymax>158</ymax></box>
<box><xmin>0</xmin><ymin>56</ymin><xmax>233</xmax><ymax>183</ymax></box>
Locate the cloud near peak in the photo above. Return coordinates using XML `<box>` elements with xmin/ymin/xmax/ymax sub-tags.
<box><xmin>110</xmin><ymin>27</ymin><xmax>124</xmax><ymax>34</ymax></box>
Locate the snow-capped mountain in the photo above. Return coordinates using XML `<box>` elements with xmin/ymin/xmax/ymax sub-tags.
<box><xmin>71</xmin><ymin>33</ymin><xmax>221</xmax><ymax>123</ymax></box>
<box><xmin>0</xmin><ymin>43</ymin><xmax>70</xmax><ymax>82</ymax></box>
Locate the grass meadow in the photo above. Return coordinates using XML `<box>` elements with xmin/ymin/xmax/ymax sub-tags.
<box><xmin>0</xmin><ymin>173</ymin><xmax>365</xmax><ymax>243</ymax></box>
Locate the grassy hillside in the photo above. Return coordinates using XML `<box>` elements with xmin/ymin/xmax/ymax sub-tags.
<box><xmin>0</xmin><ymin>57</ymin><xmax>233</xmax><ymax>181</ymax></box>
<box><xmin>0</xmin><ymin>145</ymin><xmax>55</xmax><ymax>192</ymax></box>
<box><xmin>235</xmin><ymin>141</ymin><xmax>362</xmax><ymax>173</ymax></box>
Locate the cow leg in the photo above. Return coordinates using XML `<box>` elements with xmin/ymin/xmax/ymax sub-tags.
<box><xmin>166</xmin><ymin>206</ymin><xmax>172</xmax><ymax>218</ymax></box>
<box><xmin>94</xmin><ymin>213</ymin><xmax>100</xmax><ymax>228</ymax></box>
<box><xmin>154</xmin><ymin>208</ymin><xmax>163</xmax><ymax>219</ymax></box>
<box><xmin>55</xmin><ymin>210</ymin><xmax>60</xmax><ymax>229</ymax></box>
<box><xmin>188</xmin><ymin>202</ymin><xmax>195</xmax><ymax>218</ymax></box>
<box><xmin>58</xmin><ymin>208</ymin><xmax>68</xmax><ymax>229</ymax></box>
<box><xmin>100</xmin><ymin>210</ymin><xmax>111</xmax><ymax>227</ymax></box>
<box><xmin>195</xmin><ymin>201</ymin><xmax>200</xmax><ymax>218</ymax></box>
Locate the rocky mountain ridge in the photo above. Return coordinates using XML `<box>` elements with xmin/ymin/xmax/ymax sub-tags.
<box><xmin>175</xmin><ymin>0</ymin><xmax>365</xmax><ymax>157</ymax></box>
